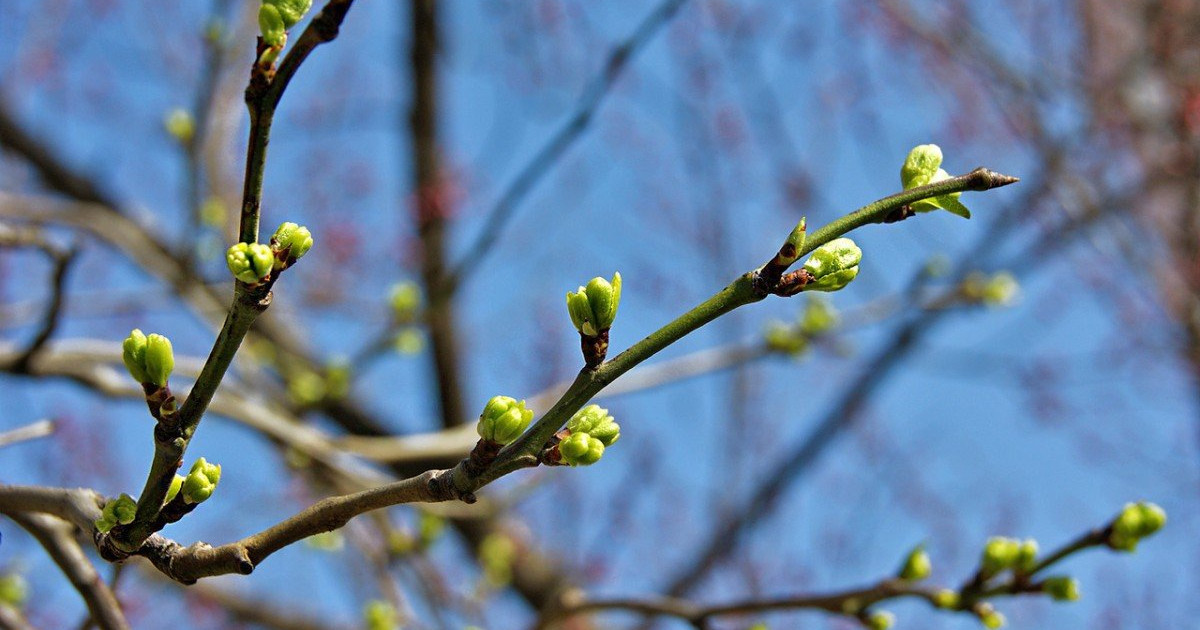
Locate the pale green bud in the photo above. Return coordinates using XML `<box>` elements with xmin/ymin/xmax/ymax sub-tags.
<box><xmin>566</xmin><ymin>404</ymin><xmax>620</xmax><ymax>446</ymax></box>
<box><xmin>258</xmin><ymin>4</ymin><xmax>287</xmax><ymax>47</ymax></box>
<box><xmin>479</xmin><ymin>532</ymin><xmax>517</xmax><ymax>587</ymax></box>
<box><xmin>164</xmin><ymin>474</ymin><xmax>185</xmax><ymax>505</ymax></box>
<box><xmin>981</xmin><ymin>536</ymin><xmax>1020</xmax><ymax>574</ymax></box>
<box><xmin>901</xmin><ymin>144</ymin><xmax>943</xmax><ymax>190</ymax></box>
<box><xmin>122</xmin><ymin>329</ymin><xmax>150</xmax><ymax>384</ymax></box>
<box><xmin>778</xmin><ymin>217</ymin><xmax>807</xmax><ymax>265</ymax></box>
<box><xmin>1110</xmin><ymin>501</ymin><xmax>1166</xmax><ymax>551</ymax></box>
<box><xmin>226</xmin><ymin>242</ymin><xmax>274</xmax><ymax>284</ymax></box>
<box><xmin>181</xmin><ymin>457</ymin><xmax>222</xmax><ymax>504</ymax></box>
<box><xmin>866</xmin><ymin>611</ymin><xmax>895</xmax><ymax>630</ymax></box>
<box><xmin>418</xmin><ymin>512</ymin><xmax>444</xmax><ymax>547</ymax></box>
<box><xmin>1042</xmin><ymin>576</ymin><xmax>1080</xmax><ymax>602</ymax></box>
<box><xmin>802</xmin><ymin>238</ymin><xmax>862</xmax><ymax>292</ymax></box>
<box><xmin>0</xmin><ymin>573</ymin><xmax>26</xmax><ymax>607</ymax></box>
<box><xmin>265</xmin><ymin>0</ymin><xmax>312</xmax><ymax>27</ymax></box>
<box><xmin>200</xmin><ymin>196</ymin><xmax>227</xmax><ymax>227</ymax></box>
<box><xmin>764</xmin><ymin>320</ymin><xmax>807</xmax><ymax>356</ymax></box>
<box><xmin>980</xmin><ymin>609</ymin><xmax>1006</xmax><ymax>629</ymax></box>
<box><xmin>95</xmin><ymin>493</ymin><xmax>137</xmax><ymax>533</ymax></box>
<box><xmin>566</xmin><ymin>272</ymin><xmax>621</xmax><ymax>336</ymax></box>
<box><xmin>559</xmin><ymin>432</ymin><xmax>605</xmax><ymax>466</ymax></box>
<box><xmin>363</xmin><ymin>600</ymin><xmax>398</xmax><ymax>630</ymax></box>
<box><xmin>143</xmin><ymin>333</ymin><xmax>174</xmax><ymax>387</ymax></box>
<box><xmin>476</xmin><ymin>396</ymin><xmax>534</xmax><ymax>445</ymax></box>
<box><xmin>1014</xmin><ymin>538</ymin><xmax>1038</xmax><ymax>573</ymax></box>
<box><xmin>981</xmin><ymin>272</ymin><xmax>1019</xmax><ymax>306</ymax></box>
<box><xmin>932</xmin><ymin>589</ymin><xmax>960</xmax><ymax>609</ymax></box>
<box><xmin>799</xmin><ymin>296</ymin><xmax>839</xmax><ymax>335</ymax></box>
<box><xmin>898</xmin><ymin>544</ymin><xmax>931</xmax><ymax>581</ymax></box>
<box><xmin>388</xmin><ymin>281</ymin><xmax>422</xmax><ymax>323</ymax></box>
<box><xmin>163</xmin><ymin>108</ymin><xmax>195</xmax><ymax>144</ymax></box>
<box><xmin>901</xmin><ymin>144</ymin><xmax>970</xmax><ymax>218</ymax></box>
<box><xmin>271</xmin><ymin>222</ymin><xmax>313</xmax><ymax>267</ymax></box>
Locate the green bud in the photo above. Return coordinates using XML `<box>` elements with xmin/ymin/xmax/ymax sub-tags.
<box><xmin>265</xmin><ymin>0</ymin><xmax>312</xmax><ymax>27</ymax></box>
<box><xmin>801</xmin><ymin>238</ymin><xmax>862</xmax><ymax>292</ymax></box>
<box><xmin>258</xmin><ymin>4</ymin><xmax>287</xmax><ymax>47</ymax></box>
<box><xmin>778</xmin><ymin>217</ymin><xmax>807</xmax><ymax>266</ymax></box>
<box><xmin>566</xmin><ymin>272</ymin><xmax>621</xmax><ymax>337</ymax></box>
<box><xmin>95</xmin><ymin>493</ymin><xmax>137</xmax><ymax>533</ymax></box>
<box><xmin>200</xmin><ymin>196</ymin><xmax>227</xmax><ymax>227</ymax></box>
<box><xmin>479</xmin><ymin>532</ymin><xmax>517</xmax><ymax>587</ymax></box>
<box><xmin>901</xmin><ymin>144</ymin><xmax>943</xmax><ymax>190</ymax></box>
<box><xmin>1042</xmin><ymin>576</ymin><xmax>1080</xmax><ymax>602</ymax></box>
<box><xmin>288</xmin><ymin>370</ymin><xmax>326</xmax><ymax>405</ymax></box>
<box><xmin>981</xmin><ymin>610</ymin><xmax>1006</xmax><ymax>629</ymax></box>
<box><xmin>181</xmin><ymin>457</ymin><xmax>222</xmax><ymax>504</ymax></box>
<box><xmin>901</xmin><ymin>144</ymin><xmax>971</xmax><ymax>219</ymax></box>
<box><xmin>898</xmin><ymin>544</ymin><xmax>931</xmax><ymax>581</ymax></box>
<box><xmin>981</xmin><ymin>536</ymin><xmax>1020</xmax><ymax>575</ymax></box>
<box><xmin>866</xmin><ymin>611</ymin><xmax>895</xmax><ymax>630</ymax></box>
<box><xmin>0</xmin><ymin>573</ymin><xmax>27</xmax><ymax>607</ymax></box>
<box><xmin>393</xmin><ymin>329</ymin><xmax>424</xmax><ymax>355</ymax></box>
<box><xmin>566</xmin><ymin>404</ymin><xmax>620</xmax><ymax>446</ymax></box>
<box><xmin>226</xmin><ymin>242</ymin><xmax>274</xmax><ymax>284</ymax></box>
<box><xmin>799</xmin><ymin>296</ymin><xmax>839</xmax><ymax>335</ymax></box>
<box><xmin>122</xmin><ymin>329</ymin><xmax>150</xmax><ymax>384</ymax></box>
<box><xmin>363</xmin><ymin>600</ymin><xmax>398</xmax><ymax>630</ymax></box>
<box><xmin>932</xmin><ymin>589</ymin><xmax>960</xmax><ymax>609</ymax></box>
<box><xmin>476</xmin><ymin>396</ymin><xmax>534</xmax><ymax>445</ymax></box>
<box><xmin>418</xmin><ymin>512</ymin><xmax>444</xmax><ymax>547</ymax></box>
<box><xmin>388</xmin><ymin>281</ymin><xmax>422</xmax><ymax>323</ymax></box>
<box><xmin>764</xmin><ymin>320</ymin><xmax>807</xmax><ymax>356</ymax></box>
<box><xmin>1014</xmin><ymin>538</ymin><xmax>1038</xmax><ymax>573</ymax></box>
<box><xmin>1110</xmin><ymin>501</ymin><xmax>1166</xmax><ymax>551</ymax></box>
<box><xmin>143</xmin><ymin>333</ymin><xmax>174</xmax><ymax>387</ymax></box>
<box><xmin>559</xmin><ymin>432</ymin><xmax>605</xmax><ymax>466</ymax></box>
<box><xmin>271</xmin><ymin>222</ymin><xmax>313</xmax><ymax>267</ymax></box>
<box><xmin>163</xmin><ymin>108</ymin><xmax>195</xmax><ymax>144</ymax></box>
<box><xmin>981</xmin><ymin>272</ymin><xmax>1019</xmax><ymax>306</ymax></box>
<box><xmin>164</xmin><ymin>474</ymin><xmax>185</xmax><ymax>505</ymax></box>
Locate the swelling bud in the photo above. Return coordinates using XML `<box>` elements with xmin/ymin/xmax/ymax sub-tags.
<box><xmin>476</xmin><ymin>396</ymin><xmax>533</xmax><ymax>445</ymax></box>
<box><xmin>566</xmin><ymin>404</ymin><xmax>620</xmax><ymax>446</ymax></box>
<box><xmin>270</xmin><ymin>222</ymin><xmax>313</xmax><ymax>268</ymax></box>
<box><xmin>897</xmin><ymin>544</ymin><xmax>931</xmax><ymax>581</ymax></box>
<box><xmin>95</xmin><ymin>493</ymin><xmax>137</xmax><ymax>534</ymax></box>
<box><xmin>900</xmin><ymin>144</ymin><xmax>971</xmax><ymax>218</ymax></box>
<box><xmin>181</xmin><ymin>457</ymin><xmax>222</xmax><ymax>504</ymax></box>
<box><xmin>559</xmin><ymin>432</ymin><xmax>605</xmax><ymax>466</ymax></box>
<box><xmin>122</xmin><ymin>329</ymin><xmax>174</xmax><ymax>387</ymax></box>
<box><xmin>226</xmin><ymin>242</ymin><xmax>274</xmax><ymax>284</ymax></box>
<box><xmin>801</xmin><ymin>238</ymin><xmax>861</xmax><ymax>292</ymax></box>
<box><xmin>566</xmin><ymin>272</ymin><xmax>622</xmax><ymax>337</ymax></box>
<box><xmin>1042</xmin><ymin>576</ymin><xmax>1080</xmax><ymax>602</ymax></box>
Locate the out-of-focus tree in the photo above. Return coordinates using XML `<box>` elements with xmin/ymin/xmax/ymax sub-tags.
<box><xmin>0</xmin><ymin>1</ymin><xmax>1188</xmax><ymax>629</ymax></box>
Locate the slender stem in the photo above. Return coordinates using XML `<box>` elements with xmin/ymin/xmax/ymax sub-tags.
<box><xmin>481</xmin><ymin>168</ymin><xmax>1017</xmax><ymax>487</ymax></box>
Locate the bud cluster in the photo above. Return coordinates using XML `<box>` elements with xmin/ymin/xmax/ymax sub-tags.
<box><xmin>1108</xmin><ymin>501</ymin><xmax>1166</xmax><ymax>551</ymax></box>
<box><xmin>476</xmin><ymin>396</ymin><xmax>533</xmax><ymax>446</ymax></box>
<box><xmin>122</xmin><ymin>329</ymin><xmax>175</xmax><ymax>388</ymax></box>
<box><xmin>559</xmin><ymin>404</ymin><xmax>621</xmax><ymax>466</ymax></box>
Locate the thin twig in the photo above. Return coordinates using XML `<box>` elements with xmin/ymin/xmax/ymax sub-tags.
<box><xmin>0</xmin><ymin>420</ymin><xmax>54</xmax><ymax>449</ymax></box>
<box><xmin>446</xmin><ymin>0</ymin><xmax>691</xmax><ymax>292</ymax></box>
<box><xmin>8</xmin><ymin>513</ymin><xmax>129</xmax><ymax>630</ymax></box>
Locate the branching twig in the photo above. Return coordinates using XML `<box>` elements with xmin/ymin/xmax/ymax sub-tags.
<box><xmin>8</xmin><ymin>513</ymin><xmax>129</xmax><ymax>630</ymax></box>
<box><xmin>446</xmin><ymin>0</ymin><xmax>691</xmax><ymax>292</ymax></box>
<box><xmin>0</xmin><ymin>223</ymin><xmax>78</xmax><ymax>373</ymax></box>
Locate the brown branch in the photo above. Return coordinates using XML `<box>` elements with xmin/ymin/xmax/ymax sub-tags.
<box><xmin>0</xmin><ymin>223</ymin><xmax>78</xmax><ymax>373</ymax></box>
<box><xmin>0</xmin><ymin>102</ymin><xmax>118</xmax><ymax>209</ymax></box>
<box><xmin>8</xmin><ymin>513</ymin><xmax>128</xmax><ymax>630</ymax></box>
